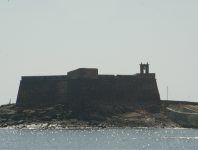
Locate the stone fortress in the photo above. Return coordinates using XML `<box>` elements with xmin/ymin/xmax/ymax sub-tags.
<box><xmin>16</xmin><ymin>63</ymin><xmax>160</xmax><ymax>111</ymax></box>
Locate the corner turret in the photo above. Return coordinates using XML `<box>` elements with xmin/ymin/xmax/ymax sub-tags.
<box><xmin>138</xmin><ymin>62</ymin><xmax>155</xmax><ymax>78</ymax></box>
<box><xmin>140</xmin><ymin>62</ymin><xmax>149</xmax><ymax>74</ymax></box>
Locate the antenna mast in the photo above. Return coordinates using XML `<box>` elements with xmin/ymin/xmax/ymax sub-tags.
<box><xmin>166</xmin><ymin>86</ymin><xmax>169</xmax><ymax>100</ymax></box>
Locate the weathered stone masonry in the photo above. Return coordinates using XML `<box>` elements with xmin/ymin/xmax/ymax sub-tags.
<box><xmin>16</xmin><ymin>63</ymin><xmax>160</xmax><ymax>110</ymax></box>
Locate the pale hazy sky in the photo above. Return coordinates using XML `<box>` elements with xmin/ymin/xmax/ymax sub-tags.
<box><xmin>0</xmin><ymin>0</ymin><xmax>198</xmax><ymax>104</ymax></box>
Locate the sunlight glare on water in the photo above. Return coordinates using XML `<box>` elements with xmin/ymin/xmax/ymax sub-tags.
<box><xmin>0</xmin><ymin>128</ymin><xmax>198</xmax><ymax>150</ymax></box>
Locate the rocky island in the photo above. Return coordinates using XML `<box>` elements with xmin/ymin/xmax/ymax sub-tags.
<box><xmin>0</xmin><ymin>103</ymin><xmax>180</xmax><ymax>129</ymax></box>
<box><xmin>0</xmin><ymin>63</ymin><xmax>198</xmax><ymax>129</ymax></box>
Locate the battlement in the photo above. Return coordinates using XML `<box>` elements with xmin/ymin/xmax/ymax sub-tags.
<box><xmin>140</xmin><ymin>62</ymin><xmax>149</xmax><ymax>74</ymax></box>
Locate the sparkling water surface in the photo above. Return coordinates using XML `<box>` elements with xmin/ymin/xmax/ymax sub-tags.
<box><xmin>0</xmin><ymin>128</ymin><xmax>198</xmax><ymax>150</ymax></box>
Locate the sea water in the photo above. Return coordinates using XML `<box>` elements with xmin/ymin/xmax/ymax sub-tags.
<box><xmin>0</xmin><ymin>128</ymin><xmax>197</xmax><ymax>150</ymax></box>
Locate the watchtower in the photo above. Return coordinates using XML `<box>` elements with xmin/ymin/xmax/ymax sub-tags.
<box><xmin>140</xmin><ymin>62</ymin><xmax>149</xmax><ymax>74</ymax></box>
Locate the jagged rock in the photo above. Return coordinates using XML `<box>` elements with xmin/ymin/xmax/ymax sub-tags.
<box><xmin>0</xmin><ymin>103</ymin><xmax>185</xmax><ymax>129</ymax></box>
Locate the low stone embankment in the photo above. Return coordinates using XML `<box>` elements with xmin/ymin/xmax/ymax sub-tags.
<box><xmin>165</xmin><ymin>105</ymin><xmax>198</xmax><ymax>128</ymax></box>
<box><xmin>0</xmin><ymin>104</ymin><xmax>179</xmax><ymax>129</ymax></box>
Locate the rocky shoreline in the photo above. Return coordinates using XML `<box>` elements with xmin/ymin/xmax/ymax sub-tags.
<box><xmin>0</xmin><ymin>104</ymin><xmax>181</xmax><ymax>129</ymax></box>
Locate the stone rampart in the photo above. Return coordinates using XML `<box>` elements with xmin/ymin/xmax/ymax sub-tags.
<box><xmin>17</xmin><ymin>77</ymin><xmax>68</xmax><ymax>106</ymax></box>
<box><xmin>16</xmin><ymin>67</ymin><xmax>161</xmax><ymax>112</ymax></box>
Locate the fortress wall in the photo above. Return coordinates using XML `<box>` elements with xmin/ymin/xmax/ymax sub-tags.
<box><xmin>114</xmin><ymin>76</ymin><xmax>160</xmax><ymax>106</ymax></box>
<box><xmin>66</xmin><ymin>75</ymin><xmax>160</xmax><ymax>111</ymax></box>
<box><xmin>66</xmin><ymin>78</ymin><xmax>112</xmax><ymax>109</ymax></box>
<box><xmin>137</xmin><ymin>78</ymin><xmax>160</xmax><ymax>104</ymax></box>
<box><xmin>16</xmin><ymin>73</ymin><xmax>160</xmax><ymax>110</ymax></box>
<box><xmin>16</xmin><ymin>77</ymin><xmax>68</xmax><ymax>107</ymax></box>
<box><xmin>66</xmin><ymin>77</ymin><xmax>118</xmax><ymax>113</ymax></box>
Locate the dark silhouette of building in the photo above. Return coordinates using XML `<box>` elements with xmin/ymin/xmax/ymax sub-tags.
<box><xmin>16</xmin><ymin>63</ymin><xmax>160</xmax><ymax>110</ymax></box>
